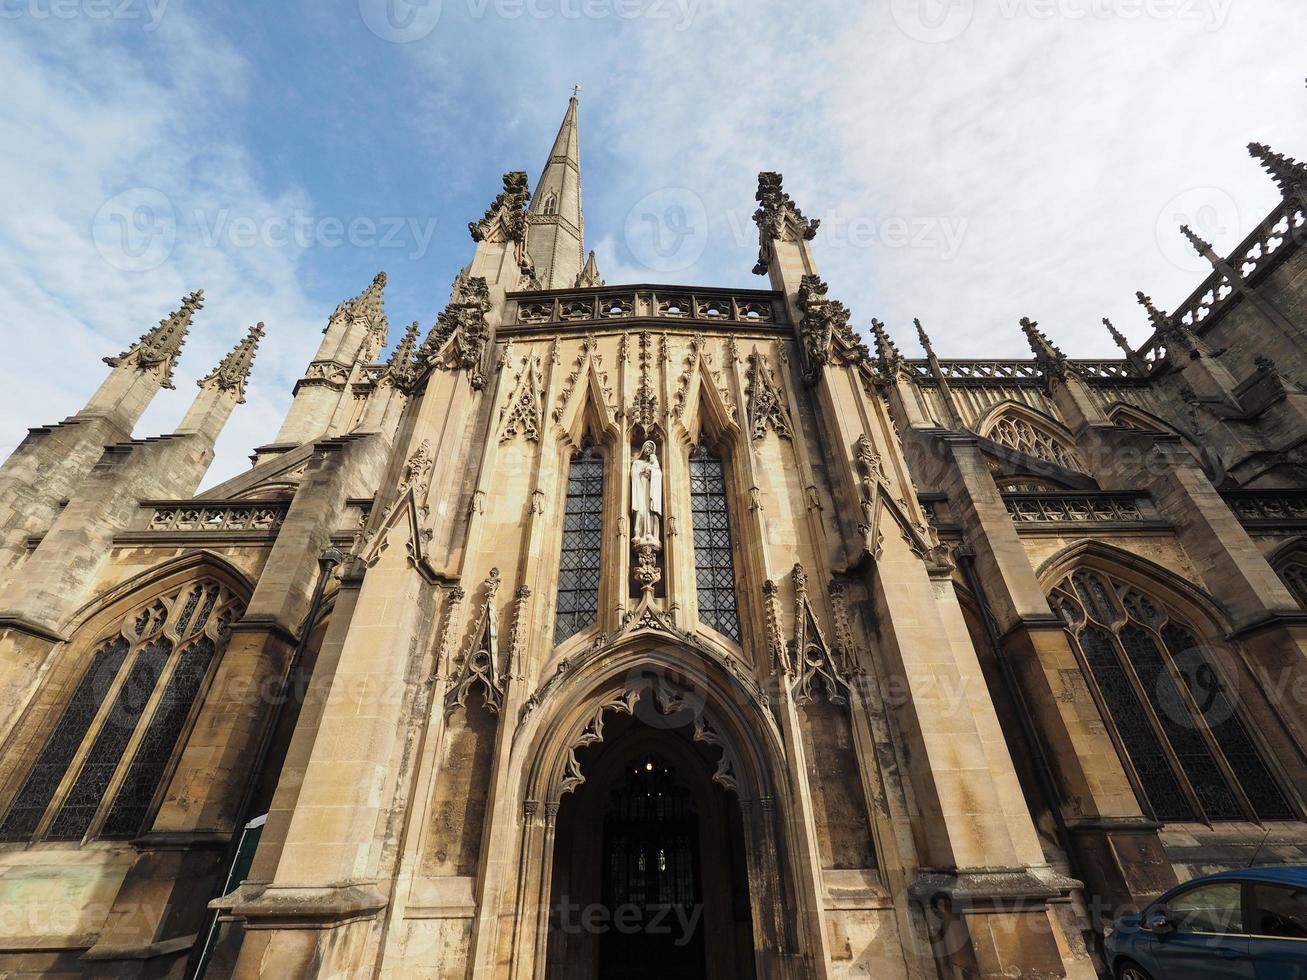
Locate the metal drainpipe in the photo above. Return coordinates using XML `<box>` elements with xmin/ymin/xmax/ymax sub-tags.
<box><xmin>953</xmin><ymin>541</ymin><xmax>1102</xmax><ymax>957</ymax></box>
<box><xmin>190</xmin><ymin>545</ymin><xmax>343</xmax><ymax>979</ymax></box>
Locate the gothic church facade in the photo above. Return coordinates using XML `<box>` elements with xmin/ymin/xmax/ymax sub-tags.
<box><xmin>3</xmin><ymin>95</ymin><xmax>1307</xmax><ymax>978</ymax></box>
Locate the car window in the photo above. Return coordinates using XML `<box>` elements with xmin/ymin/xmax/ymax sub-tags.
<box><xmin>1165</xmin><ymin>882</ymin><xmax>1242</xmax><ymax>934</ymax></box>
<box><xmin>1250</xmin><ymin>884</ymin><xmax>1307</xmax><ymax>940</ymax></box>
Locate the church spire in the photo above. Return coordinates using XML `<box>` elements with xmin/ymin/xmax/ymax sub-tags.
<box><xmin>525</xmin><ymin>91</ymin><xmax>585</xmax><ymax>290</ymax></box>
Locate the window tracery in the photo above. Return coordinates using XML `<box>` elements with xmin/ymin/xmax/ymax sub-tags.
<box><xmin>1050</xmin><ymin>568</ymin><xmax>1293</xmax><ymax>823</ymax></box>
<box><xmin>0</xmin><ymin>578</ymin><xmax>244</xmax><ymax>842</ymax></box>
<box><xmin>983</xmin><ymin>408</ymin><xmax>1085</xmax><ymax>473</ymax></box>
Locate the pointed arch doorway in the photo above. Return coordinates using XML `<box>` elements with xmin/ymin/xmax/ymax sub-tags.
<box><xmin>544</xmin><ymin>707</ymin><xmax>758</xmax><ymax>980</ymax></box>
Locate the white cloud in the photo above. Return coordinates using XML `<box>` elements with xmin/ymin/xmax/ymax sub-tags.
<box><xmin>1</xmin><ymin>0</ymin><xmax>1304</xmax><ymax>486</ymax></box>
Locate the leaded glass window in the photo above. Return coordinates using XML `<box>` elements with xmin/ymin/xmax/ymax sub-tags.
<box><xmin>1051</xmin><ymin>569</ymin><xmax>1293</xmax><ymax>823</ymax></box>
<box><xmin>555</xmin><ymin>447</ymin><xmax>604</xmax><ymax>645</ymax></box>
<box><xmin>0</xmin><ymin>578</ymin><xmax>244</xmax><ymax>843</ymax></box>
<box><xmin>689</xmin><ymin>444</ymin><xmax>740</xmax><ymax>641</ymax></box>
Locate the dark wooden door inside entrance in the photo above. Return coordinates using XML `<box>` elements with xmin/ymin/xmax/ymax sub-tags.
<box><xmin>598</xmin><ymin>758</ymin><xmax>705</xmax><ymax>979</ymax></box>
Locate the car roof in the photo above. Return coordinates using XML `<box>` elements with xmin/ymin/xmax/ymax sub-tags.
<box><xmin>1173</xmin><ymin>867</ymin><xmax>1307</xmax><ymax>889</ymax></box>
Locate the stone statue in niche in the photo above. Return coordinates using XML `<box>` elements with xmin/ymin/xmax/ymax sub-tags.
<box><xmin>630</xmin><ymin>440</ymin><xmax>663</xmax><ymax>548</ymax></box>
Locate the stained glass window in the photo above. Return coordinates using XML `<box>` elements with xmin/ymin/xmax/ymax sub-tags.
<box><xmin>0</xmin><ymin>578</ymin><xmax>243</xmax><ymax>842</ymax></box>
<box><xmin>554</xmin><ymin>447</ymin><xmax>604</xmax><ymax>645</ymax></box>
<box><xmin>1053</xmin><ymin>569</ymin><xmax>1293</xmax><ymax>823</ymax></box>
<box><xmin>689</xmin><ymin>444</ymin><xmax>740</xmax><ymax>641</ymax></box>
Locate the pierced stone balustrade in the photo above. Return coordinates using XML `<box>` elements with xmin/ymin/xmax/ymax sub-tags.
<box><xmin>1002</xmin><ymin>491</ymin><xmax>1158</xmax><ymax>526</ymax></box>
<box><xmin>506</xmin><ymin>285</ymin><xmax>786</xmax><ymax>329</ymax></box>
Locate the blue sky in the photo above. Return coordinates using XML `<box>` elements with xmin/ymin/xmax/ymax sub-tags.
<box><xmin>1</xmin><ymin>0</ymin><xmax>1304</xmax><ymax>485</ymax></box>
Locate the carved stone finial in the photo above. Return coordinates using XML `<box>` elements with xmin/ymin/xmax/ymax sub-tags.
<box><xmin>1178</xmin><ymin>223</ymin><xmax>1219</xmax><ymax>265</ymax></box>
<box><xmin>104</xmin><ymin>289</ymin><xmax>204</xmax><ymax>389</ymax></box>
<box><xmin>197</xmin><ymin>322</ymin><xmax>264</xmax><ymax>403</ymax></box>
<box><xmin>870</xmin><ymin>319</ymin><xmax>903</xmax><ymax>376</ymax></box>
<box><xmin>1248</xmin><ymin>141</ymin><xmax>1307</xmax><ymax>200</ymax></box>
<box><xmin>573</xmin><ymin>249</ymin><xmax>605</xmax><ymax>288</ymax></box>
<box><xmin>913</xmin><ymin>318</ymin><xmax>936</xmax><ymax>359</ymax></box>
<box><xmin>381</xmin><ymin>321</ymin><xmax>422</xmax><ymax>393</ymax></box>
<box><xmin>1019</xmin><ymin>316</ymin><xmax>1071</xmax><ymax>382</ymax></box>
<box><xmin>420</xmin><ymin>275</ymin><xmax>492</xmax><ymax>390</ymax></box>
<box><xmin>1137</xmin><ymin>290</ymin><xmax>1208</xmax><ymax>360</ymax></box>
<box><xmin>795</xmin><ymin>275</ymin><xmax>867</xmax><ymax>384</ymax></box>
<box><xmin>752</xmin><ymin>172</ymin><xmax>820</xmax><ymax>275</ymax></box>
<box><xmin>470</xmin><ymin>171</ymin><xmax>531</xmax><ymax>244</ymax></box>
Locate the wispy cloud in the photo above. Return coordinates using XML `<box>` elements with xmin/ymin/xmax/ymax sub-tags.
<box><xmin>0</xmin><ymin>0</ymin><xmax>1303</xmax><ymax>486</ymax></box>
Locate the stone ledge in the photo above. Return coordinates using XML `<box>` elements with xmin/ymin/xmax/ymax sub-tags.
<box><xmin>217</xmin><ymin>881</ymin><xmax>388</xmax><ymax>930</ymax></box>
<box><xmin>81</xmin><ymin>932</ymin><xmax>196</xmax><ymax>961</ymax></box>
<box><xmin>908</xmin><ymin>865</ymin><xmax>1080</xmax><ymax>912</ymax></box>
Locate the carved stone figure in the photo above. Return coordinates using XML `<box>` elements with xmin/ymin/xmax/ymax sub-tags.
<box><xmin>630</xmin><ymin>440</ymin><xmax>663</xmax><ymax>548</ymax></box>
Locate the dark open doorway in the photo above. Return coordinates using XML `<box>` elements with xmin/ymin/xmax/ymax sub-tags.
<box><xmin>545</xmin><ymin>706</ymin><xmax>757</xmax><ymax>980</ymax></box>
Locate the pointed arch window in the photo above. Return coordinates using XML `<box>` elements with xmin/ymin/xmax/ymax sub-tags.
<box><xmin>542</xmin><ymin>193</ymin><xmax>558</xmax><ymax>217</ymax></box>
<box><xmin>1051</xmin><ymin>569</ymin><xmax>1293</xmax><ymax>823</ymax></box>
<box><xmin>689</xmin><ymin>444</ymin><xmax>740</xmax><ymax>641</ymax></box>
<box><xmin>0</xmin><ymin>579</ymin><xmax>244</xmax><ymax>842</ymax></box>
<box><xmin>555</xmin><ymin>446</ymin><xmax>605</xmax><ymax>645</ymax></box>
<box><xmin>983</xmin><ymin>407</ymin><xmax>1085</xmax><ymax>474</ymax></box>
<box><xmin>1275</xmin><ymin>552</ymin><xmax>1307</xmax><ymax>610</ymax></box>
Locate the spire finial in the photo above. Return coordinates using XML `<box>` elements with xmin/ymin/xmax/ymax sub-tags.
<box><xmin>104</xmin><ymin>288</ymin><xmax>205</xmax><ymax>389</ymax></box>
<box><xmin>1135</xmin><ymin>291</ymin><xmax>1170</xmax><ymax>330</ymax></box>
<box><xmin>1248</xmin><ymin>141</ymin><xmax>1307</xmax><ymax>199</ymax></box>
<box><xmin>572</xmin><ymin>83</ymin><xmax>581</xmax><ymax>99</ymax></box>
<box><xmin>913</xmin><ymin>318</ymin><xmax>936</xmax><ymax>359</ymax></box>
<box><xmin>1102</xmin><ymin>317</ymin><xmax>1132</xmax><ymax>353</ymax></box>
<box><xmin>383</xmin><ymin>320</ymin><xmax>422</xmax><ymax>392</ymax></box>
<box><xmin>752</xmin><ymin>172</ymin><xmax>820</xmax><ymax>276</ymax></box>
<box><xmin>198</xmin><ymin>322</ymin><xmax>264</xmax><ymax>403</ymax></box>
<box><xmin>1178</xmin><ymin>223</ymin><xmax>1216</xmax><ymax>259</ymax></box>
<box><xmin>1020</xmin><ymin>316</ymin><xmax>1071</xmax><ymax>380</ymax></box>
<box><xmin>574</xmin><ymin>249</ymin><xmax>604</xmax><ymax>288</ymax></box>
<box><xmin>870</xmin><ymin>319</ymin><xmax>903</xmax><ymax>374</ymax></box>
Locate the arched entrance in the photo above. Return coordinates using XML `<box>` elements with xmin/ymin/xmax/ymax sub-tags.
<box><xmin>543</xmin><ymin>695</ymin><xmax>759</xmax><ymax>980</ymax></box>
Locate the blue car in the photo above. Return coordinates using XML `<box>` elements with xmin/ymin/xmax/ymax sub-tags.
<box><xmin>1107</xmin><ymin>867</ymin><xmax>1307</xmax><ymax>979</ymax></box>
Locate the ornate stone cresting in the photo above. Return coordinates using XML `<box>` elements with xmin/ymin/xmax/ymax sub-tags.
<box><xmin>104</xmin><ymin>289</ymin><xmax>204</xmax><ymax>389</ymax></box>
<box><xmin>197</xmin><ymin>322</ymin><xmax>264</xmax><ymax>403</ymax></box>
<box><xmin>795</xmin><ymin>275</ymin><xmax>869</xmax><ymax>384</ymax></box>
<box><xmin>469</xmin><ymin>171</ymin><xmax>531</xmax><ymax>244</ymax></box>
<box><xmin>446</xmin><ymin>568</ymin><xmax>504</xmax><ymax>715</ymax></box>
<box><xmin>500</xmin><ymin>355</ymin><xmax>544</xmax><ymax>443</ymax></box>
<box><xmin>745</xmin><ymin>346</ymin><xmax>793</xmax><ymax>440</ymax></box>
<box><xmin>421</xmin><ymin>275</ymin><xmax>492</xmax><ymax>390</ymax></box>
<box><xmin>752</xmin><ymin>171</ymin><xmax>820</xmax><ymax>275</ymax></box>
